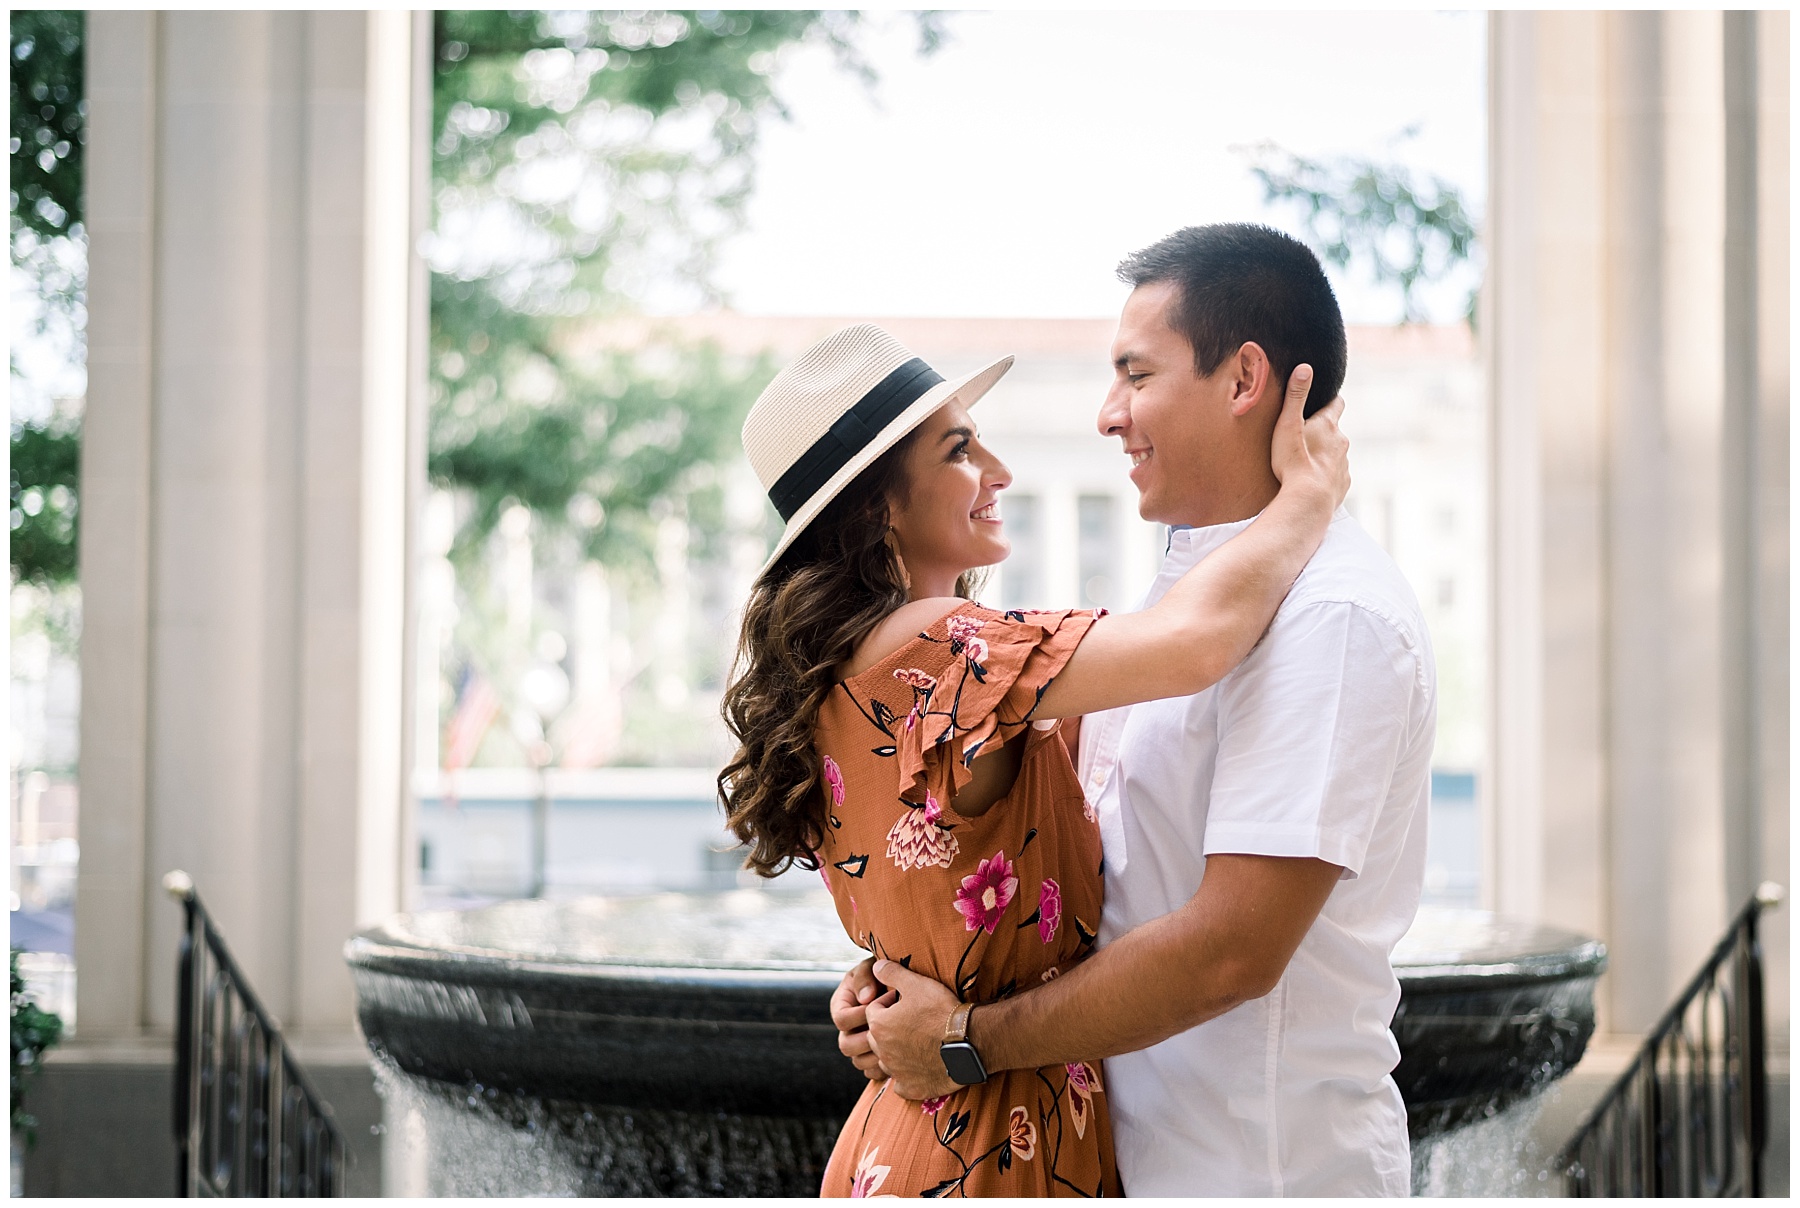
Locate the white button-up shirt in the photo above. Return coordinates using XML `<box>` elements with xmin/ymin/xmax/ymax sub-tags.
<box><xmin>1081</xmin><ymin>508</ymin><xmax>1435</xmax><ymax>1197</ymax></box>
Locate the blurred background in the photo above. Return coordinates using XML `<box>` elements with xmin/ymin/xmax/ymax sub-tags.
<box><xmin>7</xmin><ymin>8</ymin><xmax>1786</xmax><ymax>1195</ymax></box>
<box><xmin>11</xmin><ymin>9</ymin><xmax>1489</xmax><ymax>948</ymax></box>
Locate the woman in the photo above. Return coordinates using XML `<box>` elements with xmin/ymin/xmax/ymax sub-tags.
<box><xmin>720</xmin><ymin>323</ymin><xmax>1347</xmax><ymax>1197</ymax></box>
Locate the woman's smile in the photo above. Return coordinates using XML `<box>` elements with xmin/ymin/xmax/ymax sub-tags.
<box><xmin>887</xmin><ymin>398</ymin><xmax>1014</xmax><ymax>598</ymax></box>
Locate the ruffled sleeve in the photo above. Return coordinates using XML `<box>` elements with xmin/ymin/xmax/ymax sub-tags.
<box><xmin>891</xmin><ymin>604</ymin><xmax>1097</xmax><ymax>810</ymax></box>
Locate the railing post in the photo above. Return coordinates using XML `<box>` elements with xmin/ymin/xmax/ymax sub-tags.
<box><xmin>1647</xmin><ymin>1038</ymin><xmax>1664</xmax><ymax>1196</ymax></box>
<box><xmin>166</xmin><ymin>870</ymin><xmax>197</xmax><ymax>1197</ymax></box>
<box><xmin>1745</xmin><ymin>882</ymin><xmax>1779</xmax><ymax>1197</ymax></box>
<box><xmin>267</xmin><ymin>1029</ymin><xmax>284</xmax><ymax>1196</ymax></box>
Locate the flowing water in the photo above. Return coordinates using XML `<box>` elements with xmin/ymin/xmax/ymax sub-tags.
<box><xmin>381</xmin><ymin>1053</ymin><xmax>1577</xmax><ymax>1199</ymax></box>
<box><xmin>375</xmin><ymin>1060</ymin><xmax>587</xmax><ymax>1197</ymax></box>
<box><xmin>373</xmin><ymin>1058</ymin><xmax>841</xmax><ymax>1196</ymax></box>
<box><xmin>1411</xmin><ymin>1094</ymin><xmax>1567</xmax><ymax>1197</ymax></box>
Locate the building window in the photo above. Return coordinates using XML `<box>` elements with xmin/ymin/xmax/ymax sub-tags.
<box><xmin>1001</xmin><ymin>493</ymin><xmax>1041</xmax><ymax>610</ymax></box>
<box><xmin>1078</xmin><ymin>494</ymin><xmax>1117</xmax><ymax>609</ymax></box>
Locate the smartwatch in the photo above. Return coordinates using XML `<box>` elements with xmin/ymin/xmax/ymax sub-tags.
<box><xmin>939</xmin><ymin>1002</ymin><xmax>989</xmax><ymax>1085</ymax></box>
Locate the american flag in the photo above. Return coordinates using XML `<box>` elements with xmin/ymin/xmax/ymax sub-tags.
<box><xmin>442</xmin><ymin>670</ymin><xmax>501</xmax><ymax>774</ymax></box>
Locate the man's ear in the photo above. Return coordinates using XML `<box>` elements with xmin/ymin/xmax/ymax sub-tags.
<box><xmin>1226</xmin><ymin>342</ymin><xmax>1273</xmax><ymax>419</ymax></box>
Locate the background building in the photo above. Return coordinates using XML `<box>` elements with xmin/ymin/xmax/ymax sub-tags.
<box><xmin>417</xmin><ymin>314</ymin><xmax>1487</xmax><ymax>910</ymax></box>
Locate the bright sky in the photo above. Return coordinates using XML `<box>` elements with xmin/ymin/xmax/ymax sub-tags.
<box><xmin>710</xmin><ymin>10</ymin><xmax>1486</xmax><ymax>324</ymax></box>
<box><xmin>8</xmin><ymin>9</ymin><xmax>1487</xmax><ymax>424</ymax></box>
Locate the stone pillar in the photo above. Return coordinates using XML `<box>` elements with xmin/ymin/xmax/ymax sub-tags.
<box><xmin>1486</xmin><ymin>11</ymin><xmax>1788</xmax><ymax>1034</ymax></box>
<box><xmin>1749</xmin><ymin>11</ymin><xmax>1790</xmax><ymax>1037</ymax></box>
<box><xmin>76</xmin><ymin>11</ymin><xmax>429</xmax><ymax>1039</ymax></box>
<box><xmin>77</xmin><ymin>8</ymin><xmax>160</xmax><ymax>1043</ymax></box>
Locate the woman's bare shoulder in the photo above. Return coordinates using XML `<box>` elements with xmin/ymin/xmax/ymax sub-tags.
<box><xmin>839</xmin><ymin>597</ymin><xmax>969</xmax><ymax>680</ymax></box>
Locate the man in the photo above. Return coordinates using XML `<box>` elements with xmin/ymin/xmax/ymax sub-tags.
<box><xmin>833</xmin><ymin>223</ymin><xmax>1435</xmax><ymax>1196</ymax></box>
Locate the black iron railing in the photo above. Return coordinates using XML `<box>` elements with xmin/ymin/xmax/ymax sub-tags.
<box><xmin>166</xmin><ymin>871</ymin><xmax>346</xmax><ymax>1197</ymax></box>
<box><xmin>1558</xmin><ymin>882</ymin><xmax>1783</xmax><ymax>1197</ymax></box>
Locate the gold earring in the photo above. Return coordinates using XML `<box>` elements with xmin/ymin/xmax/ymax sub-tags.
<box><xmin>885</xmin><ymin>527</ymin><xmax>912</xmax><ymax>592</ymax></box>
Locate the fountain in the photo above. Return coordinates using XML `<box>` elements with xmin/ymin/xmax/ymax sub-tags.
<box><xmin>1389</xmin><ymin>909</ymin><xmax>1609</xmax><ymax>1195</ymax></box>
<box><xmin>350</xmin><ymin>890</ymin><xmax>864</xmax><ymax>1195</ymax></box>
<box><xmin>347</xmin><ymin>891</ymin><xmax>1605</xmax><ymax>1196</ymax></box>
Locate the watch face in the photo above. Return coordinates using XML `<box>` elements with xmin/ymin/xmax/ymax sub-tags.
<box><xmin>941</xmin><ymin>1041</ymin><xmax>988</xmax><ymax>1086</ymax></box>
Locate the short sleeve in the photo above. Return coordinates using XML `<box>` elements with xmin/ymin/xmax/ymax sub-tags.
<box><xmin>893</xmin><ymin>605</ymin><xmax>1097</xmax><ymax>810</ymax></box>
<box><xmin>1203</xmin><ymin>599</ymin><xmax>1429</xmax><ymax>876</ymax></box>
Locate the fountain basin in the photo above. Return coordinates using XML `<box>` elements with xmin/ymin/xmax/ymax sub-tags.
<box><xmin>348</xmin><ymin>893</ymin><xmax>1605</xmax><ymax>1193</ymax></box>
<box><xmin>348</xmin><ymin>892</ymin><xmax>865</xmax><ymax>1119</ymax></box>
<box><xmin>1388</xmin><ymin>908</ymin><xmax>1608</xmax><ymax>1135</ymax></box>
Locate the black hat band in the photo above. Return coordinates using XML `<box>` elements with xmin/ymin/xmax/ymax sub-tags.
<box><xmin>767</xmin><ymin>357</ymin><xmax>944</xmax><ymax>521</ymax></box>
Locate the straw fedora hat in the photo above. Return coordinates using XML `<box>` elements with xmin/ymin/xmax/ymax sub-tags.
<box><xmin>743</xmin><ymin>323</ymin><xmax>1013</xmax><ymax>574</ymax></box>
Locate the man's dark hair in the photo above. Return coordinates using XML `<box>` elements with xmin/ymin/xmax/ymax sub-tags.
<box><xmin>1116</xmin><ymin>223</ymin><xmax>1346</xmax><ymax>417</ymax></box>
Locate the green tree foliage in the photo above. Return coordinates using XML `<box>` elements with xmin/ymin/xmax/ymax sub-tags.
<box><xmin>1245</xmin><ymin>139</ymin><xmax>1479</xmax><ymax>325</ymax></box>
<box><xmin>11</xmin><ymin>12</ymin><xmax>86</xmax><ymax>590</ymax></box>
<box><xmin>432</xmin><ymin>10</ymin><xmax>874</xmax><ymax>317</ymax></box>
<box><xmin>11</xmin><ymin>948</ymin><xmax>64</xmax><ymax>1144</ymax></box>
<box><xmin>435</xmin><ymin>340</ymin><xmax>775</xmax><ymax>568</ymax></box>
<box><xmin>10</xmin><ymin>418</ymin><xmax>80</xmax><ymax>588</ymax></box>
<box><xmin>10</xmin><ymin>10</ymin><xmax>83</xmax><ymax>242</ymax></box>
<box><xmin>428</xmin><ymin>11</ymin><xmax>939</xmax><ymax>570</ymax></box>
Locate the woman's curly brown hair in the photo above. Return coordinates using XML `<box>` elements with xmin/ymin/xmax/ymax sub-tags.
<box><xmin>719</xmin><ymin>431</ymin><xmax>977</xmax><ymax>876</ymax></box>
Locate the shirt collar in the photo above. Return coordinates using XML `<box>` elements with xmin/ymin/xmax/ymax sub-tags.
<box><xmin>1164</xmin><ymin>505</ymin><xmax>1352</xmax><ymax>564</ymax></box>
<box><xmin>1164</xmin><ymin>514</ymin><xmax>1258</xmax><ymax>566</ymax></box>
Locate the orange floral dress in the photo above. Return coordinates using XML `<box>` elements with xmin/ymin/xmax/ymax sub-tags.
<box><xmin>816</xmin><ymin>602</ymin><xmax>1119</xmax><ymax>1198</ymax></box>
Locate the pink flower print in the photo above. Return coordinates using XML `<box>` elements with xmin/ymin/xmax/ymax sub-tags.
<box><xmin>947</xmin><ymin>614</ymin><xmax>984</xmax><ymax>645</ymax></box>
<box><xmin>886</xmin><ymin>798</ymin><xmax>959</xmax><ymax>871</ymax></box>
<box><xmin>822</xmin><ymin>755</ymin><xmax>845</xmax><ymax>807</ymax></box>
<box><xmin>921</xmin><ymin>1094</ymin><xmax>951</xmax><ymax>1117</ymax></box>
<box><xmin>893</xmin><ymin>667</ymin><xmax>937</xmax><ymax>691</ymax></box>
<box><xmin>1037</xmin><ymin>878</ymin><xmax>1063</xmax><ymax>944</ymax></box>
<box><xmin>954</xmin><ymin>850</ymin><xmax>1019</xmax><ymax>933</ymax></box>
<box><xmin>850</xmin><ymin>1145</ymin><xmax>891</xmax><ymax>1197</ymax></box>
<box><xmin>1007</xmin><ymin>1106</ymin><xmax>1038</xmax><ymax>1161</ymax></box>
<box><xmin>948</xmin><ymin>613</ymin><xmax>990</xmax><ymax>665</ymax></box>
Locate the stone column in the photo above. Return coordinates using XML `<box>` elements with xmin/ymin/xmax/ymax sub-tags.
<box><xmin>1749</xmin><ymin>11</ymin><xmax>1790</xmax><ymax>1035</ymax></box>
<box><xmin>77</xmin><ymin>8</ymin><xmax>160</xmax><ymax>1043</ymax></box>
<box><xmin>1485</xmin><ymin>11</ymin><xmax>1607</xmax><ymax>943</ymax></box>
<box><xmin>76</xmin><ymin>11</ymin><xmax>429</xmax><ymax>1039</ymax></box>
<box><xmin>1486</xmin><ymin>11</ymin><xmax>1788</xmax><ymax>1034</ymax></box>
